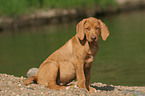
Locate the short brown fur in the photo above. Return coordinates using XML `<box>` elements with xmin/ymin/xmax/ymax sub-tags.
<box><xmin>24</xmin><ymin>17</ymin><xmax>109</xmax><ymax>93</ymax></box>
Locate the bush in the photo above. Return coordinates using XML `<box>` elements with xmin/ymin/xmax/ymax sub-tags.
<box><xmin>0</xmin><ymin>0</ymin><xmax>116</xmax><ymax>17</ymax></box>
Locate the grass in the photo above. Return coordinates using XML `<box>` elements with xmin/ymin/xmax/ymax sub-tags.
<box><xmin>0</xmin><ymin>0</ymin><xmax>117</xmax><ymax>17</ymax></box>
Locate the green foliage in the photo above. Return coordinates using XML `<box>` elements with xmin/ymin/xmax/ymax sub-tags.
<box><xmin>0</xmin><ymin>0</ymin><xmax>116</xmax><ymax>17</ymax></box>
<box><xmin>42</xmin><ymin>0</ymin><xmax>116</xmax><ymax>9</ymax></box>
<box><xmin>97</xmin><ymin>0</ymin><xmax>117</xmax><ymax>9</ymax></box>
<box><xmin>0</xmin><ymin>0</ymin><xmax>29</xmax><ymax>16</ymax></box>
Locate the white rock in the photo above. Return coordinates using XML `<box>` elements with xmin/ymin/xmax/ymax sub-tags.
<box><xmin>27</xmin><ymin>68</ymin><xmax>38</xmax><ymax>78</ymax></box>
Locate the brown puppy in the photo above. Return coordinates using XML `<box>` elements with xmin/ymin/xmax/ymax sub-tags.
<box><xmin>24</xmin><ymin>17</ymin><xmax>109</xmax><ymax>93</ymax></box>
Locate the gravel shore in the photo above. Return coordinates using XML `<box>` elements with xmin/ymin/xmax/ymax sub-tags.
<box><xmin>0</xmin><ymin>73</ymin><xmax>145</xmax><ymax>96</ymax></box>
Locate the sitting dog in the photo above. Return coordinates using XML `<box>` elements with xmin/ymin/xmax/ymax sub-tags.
<box><xmin>24</xmin><ymin>17</ymin><xmax>109</xmax><ymax>93</ymax></box>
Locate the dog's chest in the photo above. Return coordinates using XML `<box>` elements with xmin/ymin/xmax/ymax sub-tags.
<box><xmin>85</xmin><ymin>55</ymin><xmax>94</xmax><ymax>67</ymax></box>
<box><xmin>84</xmin><ymin>43</ymin><xmax>98</xmax><ymax>67</ymax></box>
<box><xmin>85</xmin><ymin>42</ymin><xmax>98</xmax><ymax>56</ymax></box>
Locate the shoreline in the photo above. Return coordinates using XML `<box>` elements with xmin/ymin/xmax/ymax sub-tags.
<box><xmin>0</xmin><ymin>0</ymin><xmax>145</xmax><ymax>31</ymax></box>
<box><xmin>0</xmin><ymin>73</ymin><xmax>145</xmax><ymax>96</ymax></box>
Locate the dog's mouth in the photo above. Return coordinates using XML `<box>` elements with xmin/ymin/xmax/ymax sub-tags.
<box><xmin>88</xmin><ymin>39</ymin><xmax>98</xmax><ymax>46</ymax></box>
<box><xmin>89</xmin><ymin>41</ymin><xmax>96</xmax><ymax>46</ymax></box>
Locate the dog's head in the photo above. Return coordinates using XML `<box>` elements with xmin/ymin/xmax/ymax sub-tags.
<box><xmin>76</xmin><ymin>17</ymin><xmax>109</xmax><ymax>42</ymax></box>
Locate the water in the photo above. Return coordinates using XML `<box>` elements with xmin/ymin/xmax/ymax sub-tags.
<box><xmin>0</xmin><ymin>10</ymin><xmax>145</xmax><ymax>86</ymax></box>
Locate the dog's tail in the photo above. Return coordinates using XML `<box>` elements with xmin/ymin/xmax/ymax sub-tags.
<box><xmin>24</xmin><ymin>76</ymin><xmax>38</xmax><ymax>85</ymax></box>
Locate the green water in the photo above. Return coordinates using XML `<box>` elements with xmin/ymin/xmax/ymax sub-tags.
<box><xmin>0</xmin><ymin>10</ymin><xmax>145</xmax><ymax>86</ymax></box>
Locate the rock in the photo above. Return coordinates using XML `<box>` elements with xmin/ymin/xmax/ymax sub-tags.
<box><xmin>26</xmin><ymin>68</ymin><xmax>38</xmax><ymax>78</ymax></box>
<box><xmin>18</xmin><ymin>84</ymin><xmax>21</xmax><ymax>87</ymax></box>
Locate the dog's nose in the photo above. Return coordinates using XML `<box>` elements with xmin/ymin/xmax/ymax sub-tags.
<box><xmin>91</xmin><ymin>35</ymin><xmax>96</xmax><ymax>40</ymax></box>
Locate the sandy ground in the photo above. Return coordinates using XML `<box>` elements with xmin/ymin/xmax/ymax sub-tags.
<box><xmin>0</xmin><ymin>73</ymin><xmax>145</xmax><ymax>96</ymax></box>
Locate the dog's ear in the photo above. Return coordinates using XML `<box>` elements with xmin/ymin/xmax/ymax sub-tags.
<box><xmin>76</xmin><ymin>19</ymin><xmax>86</xmax><ymax>40</ymax></box>
<box><xmin>99</xmin><ymin>20</ymin><xmax>109</xmax><ymax>41</ymax></box>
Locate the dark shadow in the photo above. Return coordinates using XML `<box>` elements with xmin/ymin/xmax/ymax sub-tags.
<box><xmin>90</xmin><ymin>85</ymin><xmax>115</xmax><ymax>91</ymax></box>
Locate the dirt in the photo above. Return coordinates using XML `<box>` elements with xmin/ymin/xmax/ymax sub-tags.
<box><xmin>0</xmin><ymin>73</ymin><xmax>145</xmax><ymax>96</ymax></box>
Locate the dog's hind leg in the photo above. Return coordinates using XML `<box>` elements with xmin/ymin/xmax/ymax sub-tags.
<box><xmin>24</xmin><ymin>76</ymin><xmax>37</xmax><ymax>85</ymax></box>
<box><xmin>37</xmin><ymin>60</ymin><xmax>67</xmax><ymax>90</ymax></box>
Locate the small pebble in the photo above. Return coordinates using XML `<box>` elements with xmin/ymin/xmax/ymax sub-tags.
<box><xmin>27</xmin><ymin>87</ymin><xmax>34</xmax><ymax>90</ymax></box>
<box><xmin>18</xmin><ymin>84</ymin><xmax>21</xmax><ymax>86</ymax></box>
<box><xmin>20</xmin><ymin>76</ymin><xmax>24</xmax><ymax>79</ymax></box>
<box><xmin>41</xmin><ymin>92</ymin><xmax>44</xmax><ymax>95</ymax></box>
<box><xmin>20</xmin><ymin>88</ymin><xmax>24</xmax><ymax>90</ymax></box>
<box><xmin>97</xmin><ymin>90</ymin><xmax>101</xmax><ymax>93</ymax></box>
<box><xmin>41</xmin><ymin>85</ymin><xmax>45</xmax><ymax>88</ymax></box>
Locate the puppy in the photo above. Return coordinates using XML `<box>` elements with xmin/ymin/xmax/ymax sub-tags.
<box><xmin>24</xmin><ymin>17</ymin><xmax>109</xmax><ymax>93</ymax></box>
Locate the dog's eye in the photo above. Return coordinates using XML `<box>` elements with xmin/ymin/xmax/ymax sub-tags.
<box><xmin>85</xmin><ymin>27</ymin><xmax>89</xmax><ymax>30</ymax></box>
<box><xmin>96</xmin><ymin>28</ymin><xmax>99</xmax><ymax>30</ymax></box>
